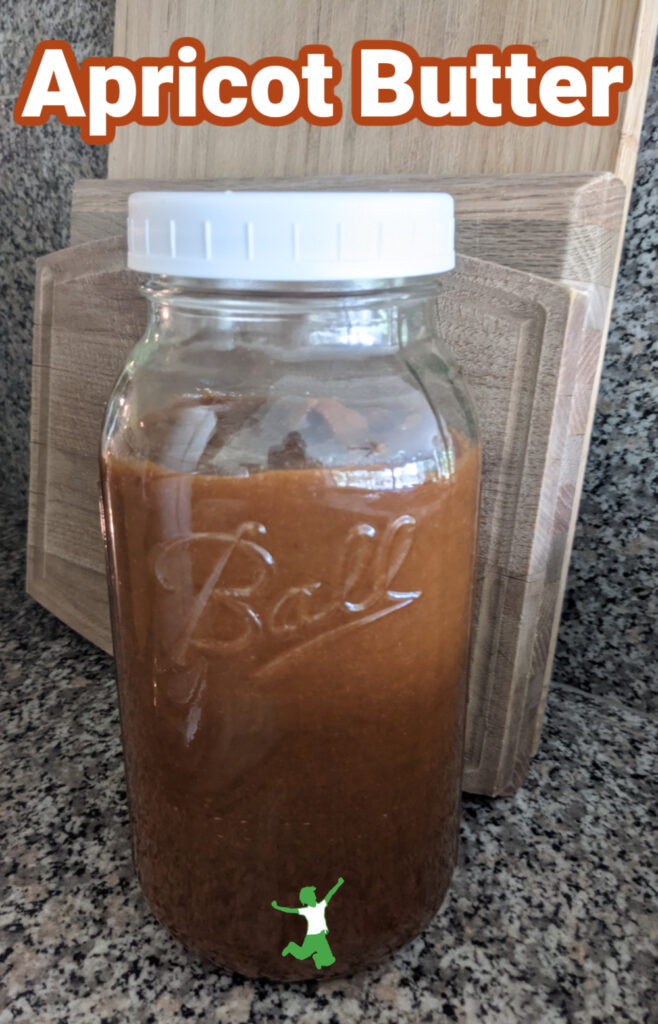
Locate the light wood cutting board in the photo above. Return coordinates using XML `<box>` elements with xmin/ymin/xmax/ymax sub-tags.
<box><xmin>109</xmin><ymin>0</ymin><xmax>657</xmax><ymax>195</ymax></box>
<box><xmin>63</xmin><ymin>172</ymin><xmax>626</xmax><ymax>791</ymax></box>
<box><xmin>29</xmin><ymin>177</ymin><xmax>607</xmax><ymax>794</ymax></box>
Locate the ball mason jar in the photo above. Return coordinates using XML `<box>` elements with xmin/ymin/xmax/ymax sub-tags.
<box><xmin>100</xmin><ymin>191</ymin><xmax>480</xmax><ymax>979</ymax></box>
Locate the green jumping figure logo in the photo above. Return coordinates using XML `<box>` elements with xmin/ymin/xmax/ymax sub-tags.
<box><xmin>271</xmin><ymin>876</ymin><xmax>344</xmax><ymax>970</ymax></box>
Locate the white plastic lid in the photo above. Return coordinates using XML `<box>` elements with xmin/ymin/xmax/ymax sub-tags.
<box><xmin>126</xmin><ymin>191</ymin><xmax>455</xmax><ymax>281</ymax></box>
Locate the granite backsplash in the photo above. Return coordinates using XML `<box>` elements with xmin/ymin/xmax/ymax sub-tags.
<box><xmin>0</xmin><ymin>0</ymin><xmax>113</xmax><ymax>495</ymax></box>
<box><xmin>552</xmin><ymin>47</ymin><xmax>658</xmax><ymax>715</ymax></box>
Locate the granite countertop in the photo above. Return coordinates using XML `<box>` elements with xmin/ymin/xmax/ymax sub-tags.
<box><xmin>1</xmin><ymin>501</ymin><xmax>656</xmax><ymax>1024</ymax></box>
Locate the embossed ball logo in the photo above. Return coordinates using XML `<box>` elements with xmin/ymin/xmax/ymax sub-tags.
<box><xmin>151</xmin><ymin>515</ymin><xmax>421</xmax><ymax>676</ymax></box>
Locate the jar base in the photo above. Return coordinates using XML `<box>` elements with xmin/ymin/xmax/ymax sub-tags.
<box><xmin>138</xmin><ymin>871</ymin><xmax>454</xmax><ymax>982</ymax></box>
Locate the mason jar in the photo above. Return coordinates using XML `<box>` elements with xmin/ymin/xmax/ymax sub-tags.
<box><xmin>100</xmin><ymin>190</ymin><xmax>480</xmax><ymax>979</ymax></box>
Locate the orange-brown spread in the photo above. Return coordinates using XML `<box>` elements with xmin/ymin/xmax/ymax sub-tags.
<box><xmin>101</xmin><ymin>423</ymin><xmax>479</xmax><ymax>978</ymax></box>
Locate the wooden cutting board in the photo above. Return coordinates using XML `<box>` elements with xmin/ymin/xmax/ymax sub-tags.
<box><xmin>26</xmin><ymin>237</ymin><xmax>588</xmax><ymax>797</ymax></box>
<box><xmin>28</xmin><ymin>173</ymin><xmax>624</xmax><ymax>795</ymax></box>
<box><xmin>109</xmin><ymin>0</ymin><xmax>657</xmax><ymax>195</ymax></box>
<box><xmin>64</xmin><ymin>171</ymin><xmax>626</xmax><ymax>793</ymax></box>
<box><xmin>29</xmin><ymin>171</ymin><xmax>619</xmax><ymax>794</ymax></box>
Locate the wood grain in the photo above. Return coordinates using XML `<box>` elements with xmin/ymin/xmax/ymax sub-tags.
<box><xmin>27</xmin><ymin>241</ymin><xmax>146</xmax><ymax>654</ymax></box>
<box><xmin>28</xmin><ymin>225</ymin><xmax>593</xmax><ymax>794</ymax></box>
<box><xmin>108</xmin><ymin>0</ymin><xmax>657</xmax><ymax>196</ymax></box>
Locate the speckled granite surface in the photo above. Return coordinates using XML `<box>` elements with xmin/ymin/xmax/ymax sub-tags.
<box><xmin>553</xmin><ymin>45</ymin><xmax>658</xmax><ymax>715</ymax></box>
<box><xmin>0</xmin><ymin>0</ymin><xmax>113</xmax><ymax>499</ymax></box>
<box><xmin>2</xmin><ymin>499</ymin><xmax>657</xmax><ymax>1024</ymax></box>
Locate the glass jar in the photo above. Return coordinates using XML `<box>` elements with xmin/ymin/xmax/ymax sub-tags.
<box><xmin>100</xmin><ymin>191</ymin><xmax>480</xmax><ymax>979</ymax></box>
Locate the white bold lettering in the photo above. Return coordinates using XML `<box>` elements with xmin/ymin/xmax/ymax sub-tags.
<box><xmin>88</xmin><ymin>65</ymin><xmax>137</xmax><ymax>138</ymax></box>
<box><xmin>20</xmin><ymin>47</ymin><xmax>85</xmax><ymax>118</ymax></box>
<box><xmin>539</xmin><ymin>65</ymin><xmax>586</xmax><ymax>118</ymax></box>
<box><xmin>358</xmin><ymin>48</ymin><xmax>414</xmax><ymax>119</ymax></box>
<box><xmin>301</xmin><ymin>51</ymin><xmax>334</xmax><ymax>119</ymax></box>
<box><xmin>176</xmin><ymin>43</ymin><xmax>198</xmax><ymax>118</ymax></box>
<box><xmin>590</xmin><ymin>64</ymin><xmax>627</xmax><ymax>118</ymax></box>
<box><xmin>202</xmin><ymin>66</ymin><xmax>248</xmax><ymax>118</ymax></box>
<box><xmin>141</xmin><ymin>65</ymin><xmax>174</xmax><ymax>118</ymax></box>
<box><xmin>505</xmin><ymin>52</ymin><xmax>537</xmax><ymax>118</ymax></box>
<box><xmin>470</xmin><ymin>53</ymin><xmax>502</xmax><ymax>118</ymax></box>
<box><xmin>251</xmin><ymin>65</ymin><xmax>300</xmax><ymax>118</ymax></box>
<box><xmin>420</xmin><ymin>64</ymin><xmax>467</xmax><ymax>118</ymax></box>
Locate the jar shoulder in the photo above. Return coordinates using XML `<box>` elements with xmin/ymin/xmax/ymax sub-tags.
<box><xmin>102</xmin><ymin>323</ymin><xmax>478</xmax><ymax>480</ymax></box>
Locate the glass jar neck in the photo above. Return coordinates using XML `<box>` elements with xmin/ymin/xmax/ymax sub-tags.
<box><xmin>142</xmin><ymin>273</ymin><xmax>442</xmax><ymax>298</ymax></box>
<box><xmin>141</xmin><ymin>274</ymin><xmax>442</xmax><ymax>352</ymax></box>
